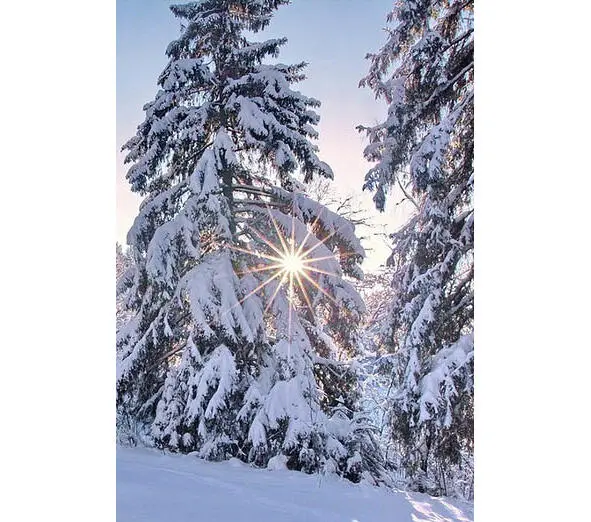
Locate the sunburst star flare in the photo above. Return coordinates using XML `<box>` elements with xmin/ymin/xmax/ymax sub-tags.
<box><xmin>228</xmin><ymin>206</ymin><xmax>340</xmax><ymax>329</ymax></box>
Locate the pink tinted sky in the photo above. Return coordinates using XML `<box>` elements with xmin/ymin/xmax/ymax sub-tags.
<box><xmin>117</xmin><ymin>0</ymin><xmax>411</xmax><ymax>270</ymax></box>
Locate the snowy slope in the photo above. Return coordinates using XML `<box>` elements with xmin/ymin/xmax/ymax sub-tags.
<box><xmin>117</xmin><ymin>447</ymin><xmax>474</xmax><ymax>522</ymax></box>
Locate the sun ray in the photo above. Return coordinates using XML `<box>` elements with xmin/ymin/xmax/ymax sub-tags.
<box><xmin>299</xmin><ymin>269</ymin><xmax>337</xmax><ymax>305</ymax></box>
<box><xmin>264</xmin><ymin>271</ymin><xmax>289</xmax><ymax>313</ymax></box>
<box><xmin>235</xmin><ymin>269</ymin><xmax>285</xmax><ymax>307</ymax></box>
<box><xmin>265</xmin><ymin>204</ymin><xmax>291</xmax><ymax>255</ymax></box>
<box><xmin>245</xmin><ymin>225</ymin><xmax>286</xmax><ymax>260</ymax></box>
<box><xmin>295</xmin><ymin>271</ymin><xmax>315</xmax><ymax>318</ymax></box>
<box><xmin>295</xmin><ymin>206</ymin><xmax>327</xmax><ymax>257</ymax></box>
<box><xmin>236</xmin><ymin>263</ymin><xmax>284</xmax><ymax>276</ymax></box>
<box><xmin>288</xmin><ymin>271</ymin><xmax>294</xmax><ymax>341</ymax></box>
<box><xmin>230</xmin><ymin>244</ymin><xmax>284</xmax><ymax>264</ymax></box>
<box><xmin>303</xmin><ymin>266</ymin><xmax>337</xmax><ymax>278</ymax></box>
<box><xmin>299</xmin><ymin>230</ymin><xmax>337</xmax><ymax>259</ymax></box>
<box><xmin>290</xmin><ymin>206</ymin><xmax>296</xmax><ymax>258</ymax></box>
<box><xmin>301</xmin><ymin>255</ymin><xmax>339</xmax><ymax>265</ymax></box>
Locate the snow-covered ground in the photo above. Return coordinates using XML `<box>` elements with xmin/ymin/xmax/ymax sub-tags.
<box><xmin>117</xmin><ymin>447</ymin><xmax>474</xmax><ymax>522</ymax></box>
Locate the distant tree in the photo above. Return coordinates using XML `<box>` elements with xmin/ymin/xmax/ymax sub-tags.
<box><xmin>359</xmin><ymin>0</ymin><xmax>474</xmax><ymax>497</ymax></box>
<box><xmin>306</xmin><ymin>177</ymin><xmax>371</xmax><ymax>228</ymax></box>
<box><xmin>116</xmin><ymin>243</ymin><xmax>134</xmax><ymax>333</ymax></box>
<box><xmin>117</xmin><ymin>0</ymin><xmax>385</xmax><ymax>483</ymax></box>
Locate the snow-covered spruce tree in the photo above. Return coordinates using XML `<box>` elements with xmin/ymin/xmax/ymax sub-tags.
<box><xmin>359</xmin><ymin>0</ymin><xmax>474</xmax><ymax>497</ymax></box>
<box><xmin>117</xmin><ymin>0</ymin><xmax>384</xmax><ymax>483</ymax></box>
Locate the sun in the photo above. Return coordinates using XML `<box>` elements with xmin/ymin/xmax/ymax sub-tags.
<box><xmin>229</xmin><ymin>205</ymin><xmax>339</xmax><ymax>322</ymax></box>
<box><xmin>280</xmin><ymin>251</ymin><xmax>305</xmax><ymax>276</ymax></box>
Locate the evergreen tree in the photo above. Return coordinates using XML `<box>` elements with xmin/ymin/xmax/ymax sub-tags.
<box><xmin>117</xmin><ymin>0</ymin><xmax>384</xmax><ymax>483</ymax></box>
<box><xmin>359</xmin><ymin>0</ymin><xmax>474</xmax><ymax>496</ymax></box>
<box><xmin>116</xmin><ymin>243</ymin><xmax>135</xmax><ymax>333</ymax></box>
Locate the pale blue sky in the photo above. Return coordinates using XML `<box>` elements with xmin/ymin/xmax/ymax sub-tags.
<box><xmin>117</xmin><ymin>0</ymin><xmax>407</xmax><ymax>269</ymax></box>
